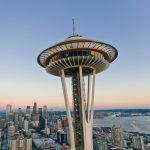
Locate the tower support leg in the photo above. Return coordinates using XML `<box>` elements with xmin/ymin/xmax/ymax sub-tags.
<box><xmin>61</xmin><ymin>67</ymin><xmax>96</xmax><ymax>150</ymax></box>
<box><xmin>72</xmin><ymin>67</ymin><xmax>96</xmax><ymax>150</ymax></box>
<box><xmin>60</xmin><ymin>69</ymin><xmax>75</xmax><ymax>150</ymax></box>
<box><xmin>90</xmin><ymin>69</ymin><xmax>96</xmax><ymax>121</ymax></box>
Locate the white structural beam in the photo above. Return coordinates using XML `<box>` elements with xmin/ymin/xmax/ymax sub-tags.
<box><xmin>61</xmin><ymin>67</ymin><xmax>96</xmax><ymax>150</ymax></box>
<box><xmin>79</xmin><ymin>66</ymin><xmax>93</xmax><ymax>150</ymax></box>
<box><xmin>87</xmin><ymin>74</ymin><xmax>91</xmax><ymax>122</ymax></box>
<box><xmin>60</xmin><ymin>69</ymin><xmax>75</xmax><ymax>150</ymax></box>
<box><xmin>90</xmin><ymin>69</ymin><xmax>96</xmax><ymax>121</ymax></box>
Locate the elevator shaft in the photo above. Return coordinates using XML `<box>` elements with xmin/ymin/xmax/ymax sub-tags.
<box><xmin>72</xmin><ymin>68</ymin><xmax>85</xmax><ymax>150</ymax></box>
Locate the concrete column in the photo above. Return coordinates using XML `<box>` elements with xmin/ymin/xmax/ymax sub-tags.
<box><xmin>90</xmin><ymin>69</ymin><xmax>96</xmax><ymax>120</ymax></box>
<box><xmin>87</xmin><ymin>74</ymin><xmax>91</xmax><ymax>122</ymax></box>
<box><xmin>60</xmin><ymin>69</ymin><xmax>75</xmax><ymax>150</ymax></box>
<box><xmin>79</xmin><ymin>66</ymin><xmax>93</xmax><ymax>150</ymax></box>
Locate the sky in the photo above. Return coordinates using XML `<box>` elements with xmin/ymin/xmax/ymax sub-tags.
<box><xmin>0</xmin><ymin>0</ymin><xmax>150</xmax><ymax>110</ymax></box>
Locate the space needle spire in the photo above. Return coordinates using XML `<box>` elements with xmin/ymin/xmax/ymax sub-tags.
<box><xmin>72</xmin><ymin>18</ymin><xmax>75</xmax><ymax>35</ymax></box>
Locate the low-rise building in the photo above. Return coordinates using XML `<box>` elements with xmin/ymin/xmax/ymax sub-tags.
<box><xmin>33</xmin><ymin>138</ymin><xmax>57</xmax><ymax>149</ymax></box>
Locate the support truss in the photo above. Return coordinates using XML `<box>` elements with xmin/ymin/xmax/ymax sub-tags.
<box><xmin>60</xmin><ymin>67</ymin><xmax>96</xmax><ymax>150</ymax></box>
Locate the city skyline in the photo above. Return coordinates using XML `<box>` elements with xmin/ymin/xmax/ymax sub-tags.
<box><xmin>0</xmin><ymin>0</ymin><xmax>150</xmax><ymax>109</ymax></box>
<box><xmin>2</xmin><ymin>102</ymin><xmax>150</xmax><ymax>149</ymax></box>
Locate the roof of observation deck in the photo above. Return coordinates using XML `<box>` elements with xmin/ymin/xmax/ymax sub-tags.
<box><xmin>37</xmin><ymin>35</ymin><xmax>118</xmax><ymax>68</ymax></box>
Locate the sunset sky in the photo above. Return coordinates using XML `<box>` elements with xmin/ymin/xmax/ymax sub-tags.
<box><xmin>0</xmin><ymin>0</ymin><xmax>150</xmax><ymax>110</ymax></box>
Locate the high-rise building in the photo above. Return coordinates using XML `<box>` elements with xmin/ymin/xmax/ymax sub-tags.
<box><xmin>33</xmin><ymin>102</ymin><xmax>37</xmax><ymax>114</ymax></box>
<box><xmin>8</xmin><ymin>124</ymin><xmax>15</xmax><ymax>137</ymax></box>
<box><xmin>6</xmin><ymin>104</ymin><xmax>12</xmax><ymax>121</ymax></box>
<box><xmin>8</xmin><ymin>112</ymin><xmax>14</xmax><ymax>122</ymax></box>
<box><xmin>56</xmin><ymin>119</ymin><xmax>62</xmax><ymax>130</ymax></box>
<box><xmin>26</xmin><ymin>137</ymin><xmax>32</xmax><ymax>150</ymax></box>
<box><xmin>57</xmin><ymin>130</ymin><xmax>67</xmax><ymax>144</ymax></box>
<box><xmin>14</xmin><ymin>111</ymin><xmax>19</xmax><ymax>125</ymax></box>
<box><xmin>26</xmin><ymin>106</ymin><xmax>31</xmax><ymax>114</ymax></box>
<box><xmin>44</xmin><ymin>118</ymin><xmax>50</xmax><ymax>135</ymax></box>
<box><xmin>8</xmin><ymin>134</ymin><xmax>32</xmax><ymax>150</ymax></box>
<box><xmin>8</xmin><ymin>138</ymin><xmax>17</xmax><ymax>150</ymax></box>
<box><xmin>18</xmin><ymin>108</ymin><xmax>22</xmax><ymax>116</ymax></box>
<box><xmin>43</xmin><ymin>105</ymin><xmax>48</xmax><ymax>119</ymax></box>
<box><xmin>31</xmin><ymin>113</ymin><xmax>39</xmax><ymax>122</ymax></box>
<box><xmin>66</xmin><ymin>127</ymin><xmax>70</xmax><ymax>145</ymax></box>
<box><xmin>62</xmin><ymin>119</ymin><xmax>68</xmax><ymax>128</ymax></box>
<box><xmin>31</xmin><ymin>113</ymin><xmax>39</xmax><ymax>127</ymax></box>
<box><xmin>23</xmin><ymin>119</ymin><xmax>29</xmax><ymax>132</ymax></box>
<box><xmin>18</xmin><ymin>115</ymin><xmax>23</xmax><ymax>127</ymax></box>
<box><xmin>93</xmin><ymin>134</ymin><xmax>108</xmax><ymax>150</ymax></box>
<box><xmin>39</xmin><ymin>115</ymin><xmax>45</xmax><ymax>130</ymax></box>
<box><xmin>37</xmin><ymin>33</ymin><xmax>118</xmax><ymax>150</ymax></box>
<box><xmin>111</xmin><ymin>125</ymin><xmax>123</xmax><ymax>147</ymax></box>
<box><xmin>131</xmin><ymin>135</ymin><xmax>145</xmax><ymax>150</ymax></box>
<box><xmin>0</xmin><ymin>117</ymin><xmax>5</xmax><ymax>130</ymax></box>
<box><xmin>49</xmin><ymin>110</ymin><xmax>56</xmax><ymax>122</ymax></box>
<box><xmin>38</xmin><ymin>108</ymin><xmax>43</xmax><ymax>116</ymax></box>
<box><xmin>0</xmin><ymin>129</ymin><xmax>2</xmax><ymax>139</ymax></box>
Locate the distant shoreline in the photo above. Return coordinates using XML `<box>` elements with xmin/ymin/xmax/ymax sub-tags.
<box><xmin>0</xmin><ymin>108</ymin><xmax>150</xmax><ymax>113</ymax></box>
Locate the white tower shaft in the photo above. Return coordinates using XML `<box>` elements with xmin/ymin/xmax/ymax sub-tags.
<box><xmin>60</xmin><ymin>67</ymin><xmax>95</xmax><ymax>150</ymax></box>
<box><xmin>61</xmin><ymin>69</ymin><xmax>75</xmax><ymax>150</ymax></box>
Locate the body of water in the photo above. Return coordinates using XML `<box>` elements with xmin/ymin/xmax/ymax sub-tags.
<box><xmin>94</xmin><ymin>116</ymin><xmax>150</xmax><ymax>134</ymax></box>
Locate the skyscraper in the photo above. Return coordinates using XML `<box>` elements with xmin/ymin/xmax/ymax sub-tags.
<box><xmin>18</xmin><ymin>108</ymin><xmax>22</xmax><ymax>116</ymax></box>
<box><xmin>38</xmin><ymin>108</ymin><xmax>43</xmax><ymax>116</ymax></box>
<box><xmin>0</xmin><ymin>129</ymin><xmax>1</xmax><ymax>139</ymax></box>
<box><xmin>8</xmin><ymin>134</ymin><xmax>32</xmax><ymax>150</ymax></box>
<box><xmin>8</xmin><ymin>112</ymin><xmax>14</xmax><ymax>122</ymax></box>
<box><xmin>14</xmin><ymin>111</ymin><xmax>19</xmax><ymax>125</ymax></box>
<box><xmin>26</xmin><ymin>106</ymin><xmax>31</xmax><ymax>114</ymax></box>
<box><xmin>44</xmin><ymin>118</ymin><xmax>50</xmax><ymax>135</ymax></box>
<box><xmin>43</xmin><ymin>105</ymin><xmax>48</xmax><ymax>119</ymax></box>
<box><xmin>37</xmin><ymin>34</ymin><xmax>118</xmax><ymax>150</ymax></box>
<box><xmin>131</xmin><ymin>135</ymin><xmax>145</xmax><ymax>150</ymax></box>
<box><xmin>33</xmin><ymin>102</ymin><xmax>37</xmax><ymax>114</ymax></box>
<box><xmin>23</xmin><ymin>120</ymin><xmax>29</xmax><ymax>132</ymax></box>
<box><xmin>8</xmin><ymin>124</ymin><xmax>15</xmax><ymax>137</ymax></box>
<box><xmin>56</xmin><ymin>119</ymin><xmax>62</xmax><ymax>130</ymax></box>
<box><xmin>93</xmin><ymin>134</ymin><xmax>108</xmax><ymax>150</ymax></box>
<box><xmin>111</xmin><ymin>125</ymin><xmax>123</xmax><ymax>147</ymax></box>
<box><xmin>6</xmin><ymin>104</ymin><xmax>12</xmax><ymax>121</ymax></box>
<box><xmin>39</xmin><ymin>116</ymin><xmax>45</xmax><ymax>130</ymax></box>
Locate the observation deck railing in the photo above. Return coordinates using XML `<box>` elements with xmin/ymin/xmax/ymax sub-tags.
<box><xmin>50</xmin><ymin>50</ymin><xmax>100</xmax><ymax>62</ymax></box>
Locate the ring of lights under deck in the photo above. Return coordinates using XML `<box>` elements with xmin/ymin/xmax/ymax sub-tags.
<box><xmin>46</xmin><ymin>54</ymin><xmax>109</xmax><ymax>77</ymax></box>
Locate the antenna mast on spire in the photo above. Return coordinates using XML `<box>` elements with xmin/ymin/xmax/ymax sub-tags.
<box><xmin>72</xmin><ymin>18</ymin><xmax>75</xmax><ymax>35</ymax></box>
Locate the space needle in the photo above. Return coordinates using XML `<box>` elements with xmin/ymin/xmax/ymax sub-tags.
<box><xmin>37</xmin><ymin>21</ymin><xmax>118</xmax><ymax>150</ymax></box>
